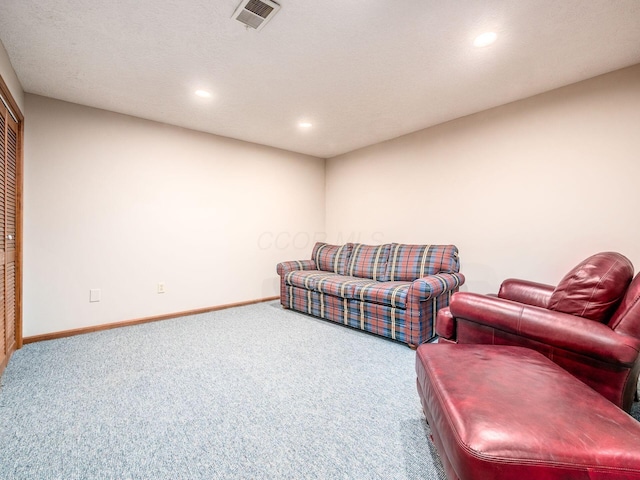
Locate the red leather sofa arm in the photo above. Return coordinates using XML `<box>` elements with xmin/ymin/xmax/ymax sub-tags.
<box><xmin>449</xmin><ymin>292</ymin><xmax>640</xmax><ymax>366</ymax></box>
<box><xmin>435</xmin><ymin>307</ymin><xmax>456</xmax><ymax>339</ymax></box>
<box><xmin>497</xmin><ymin>278</ymin><xmax>554</xmax><ymax>308</ymax></box>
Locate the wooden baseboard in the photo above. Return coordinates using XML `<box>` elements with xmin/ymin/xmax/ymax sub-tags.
<box><xmin>23</xmin><ymin>296</ymin><xmax>280</xmax><ymax>344</ymax></box>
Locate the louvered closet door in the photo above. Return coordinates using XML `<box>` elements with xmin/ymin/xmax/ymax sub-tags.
<box><xmin>0</xmin><ymin>103</ymin><xmax>17</xmax><ymax>362</ymax></box>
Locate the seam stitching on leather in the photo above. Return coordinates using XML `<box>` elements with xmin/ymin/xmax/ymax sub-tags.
<box><xmin>581</xmin><ymin>260</ymin><xmax>619</xmax><ymax>316</ymax></box>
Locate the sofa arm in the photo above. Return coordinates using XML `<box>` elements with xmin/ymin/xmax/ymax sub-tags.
<box><xmin>450</xmin><ymin>292</ymin><xmax>640</xmax><ymax>366</ymax></box>
<box><xmin>435</xmin><ymin>307</ymin><xmax>456</xmax><ymax>339</ymax></box>
<box><xmin>498</xmin><ymin>278</ymin><xmax>555</xmax><ymax>308</ymax></box>
<box><xmin>409</xmin><ymin>273</ymin><xmax>465</xmax><ymax>301</ymax></box>
<box><xmin>276</xmin><ymin>259</ymin><xmax>316</xmax><ymax>276</ymax></box>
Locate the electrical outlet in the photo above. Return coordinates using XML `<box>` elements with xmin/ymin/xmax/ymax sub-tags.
<box><xmin>157</xmin><ymin>282</ymin><xmax>166</xmax><ymax>294</ymax></box>
<box><xmin>90</xmin><ymin>289</ymin><xmax>101</xmax><ymax>302</ymax></box>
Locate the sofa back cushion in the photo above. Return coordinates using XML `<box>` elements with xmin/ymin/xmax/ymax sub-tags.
<box><xmin>548</xmin><ymin>252</ymin><xmax>633</xmax><ymax>323</ymax></box>
<box><xmin>386</xmin><ymin>244</ymin><xmax>460</xmax><ymax>281</ymax></box>
<box><xmin>311</xmin><ymin>242</ymin><xmax>353</xmax><ymax>275</ymax></box>
<box><xmin>346</xmin><ymin>243</ymin><xmax>391</xmax><ymax>281</ymax></box>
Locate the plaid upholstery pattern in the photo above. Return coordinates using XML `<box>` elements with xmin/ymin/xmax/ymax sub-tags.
<box><xmin>311</xmin><ymin>242</ymin><xmax>353</xmax><ymax>275</ymax></box>
<box><xmin>276</xmin><ymin>259</ymin><xmax>316</xmax><ymax>276</ymax></box>
<box><xmin>278</xmin><ymin>260</ymin><xmax>318</xmax><ymax>307</ymax></box>
<box><xmin>350</xmin><ymin>300</ymin><xmax>408</xmax><ymax>342</ymax></box>
<box><xmin>408</xmin><ymin>273</ymin><xmax>464</xmax><ymax>301</ymax></box>
<box><xmin>287</xmin><ymin>285</ymin><xmax>350</xmax><ymax>325</ymax></box>
<box><xmin>346</xmin><ymin>244</ymin><xmax>391</xmax><ymax>281</ymax></box>
<box><xmin>285</xmin><ymin>270</ymin><xmax>334</xmax><ymax>291</ymax></box>
<box><xmin>315</xmin><ymin>274</ymin><xmax>367</xmax><ymax>298</ymax></box>
<box><xmin>404</xmin><ymin>291</ymin><xmax>455</xmax><ymax>344</ymax></box>
<box><xmin>352</xmin><ymin>281</ymin><xmax>411</xmax><ymax>309</ymax></box>
<box><xmin>282</xmin><ymin>279</ymin><xmax>465</xmax><ymax>345</ymax></box>
<box><xmin>286</xmin><ymin>271</ymin><xmax>374</xmax><ymax>298</ymax></box>
<box><xmin>286</xmin><ymin>273</ymin><xmax>416</xmax><ymax>308</ymax></box>
<box><xmin>277</xmin><ymin>246</ymin><xmax>466</xmax><ymax>345</ymax></box>
<box><xmin>285</xmin><ymin>286</ymin><xmax>408</xmax><ymax>343</ymax></box>
<box><xmin>386</xmin><ymin>244</ymin><xmax>460</xmax><ymax>281</ymax></box>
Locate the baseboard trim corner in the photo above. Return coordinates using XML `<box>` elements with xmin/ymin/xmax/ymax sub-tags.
<box><xmin>23</xmin><ymin>296</ymin><xmax>280</xmax><ymax>344</ymax></box>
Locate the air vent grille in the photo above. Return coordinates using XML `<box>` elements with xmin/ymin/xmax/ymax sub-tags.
<box><xmin>245</xmin><ymin>0</ymin><xmax>274</xmax><ymax>18</ymax></box>
<box><xmin>232</xmin><ymin>0</ymin><xmax>281</xmax><ymax>31</ymax></box>
<box><xmin>236</xmin><ymin>10</ymin><xmax>265</xmax><ymax>29</ymax></box>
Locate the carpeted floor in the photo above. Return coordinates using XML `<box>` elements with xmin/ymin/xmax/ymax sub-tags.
<box><xmin>1</xmin><ymin>302</ymin><xmax>639</xmax><ymax>480</ymax></box>
<box><xmin>0</xmin><ymin>302</ymin><xmax>446</xmax><ymax>480</ymax></box>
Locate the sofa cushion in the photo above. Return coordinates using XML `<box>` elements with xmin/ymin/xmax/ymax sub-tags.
<box><xmin>285</xmin><ymin>270</ymin><xmax>369</xmax><ymax>298</ymax></box>
<box><xmin>548</xmin><ymin>252</ymin><xmax>634</xmax><ymax>322</ymax></box>
<box><xmin>311</xmin><ymin>242</ymin><xmax>353</xmax><ymax>275</ymax></box>
<box><xmin>315</xmin><ymin>274</ymin><xmax>370</xmax><ymax>298</ymax></box>
<box><xmin>346</xmin><ymin>243</ymin><xmax>391</xmax><ymax>281</ymax></box>
<box><xmin>284</xmin><ymin>270</ymin><xmax>333</xmax><ymax>291</ymax></box>
<box><xmin>351</xmin><ymin>281</ymin><xmax>411</xmax><ymax>309</ymax></box>
<box><xmin>386</xmin><ymin>244</ymin><xmax>459</xmax><ymax>281</ymax></box>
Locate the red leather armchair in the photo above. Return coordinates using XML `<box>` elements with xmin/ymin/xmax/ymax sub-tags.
<box><xmin>436</xmin><ymin>252</ymin><xmax>640</xmax><ymax>412</ymax></box>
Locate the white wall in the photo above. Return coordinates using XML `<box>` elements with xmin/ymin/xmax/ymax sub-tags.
<box><xmin>21</xmin><ymin>64</ymin><xmax>640</xmax><ymax>337</ymax></box>
<box><xmin>326</xmin><ymin>64</ymin><xmax>640</xmax><ymax>294</ymax></box>
<box><xmin>0</xmin><ymin>39</ymin><xmax>24</xmax><ymax>114</ymax></box>
<box><xmin>24</xmin><ymin>95</ymin><xmax>325</xmax><ymax>337</ymax></box>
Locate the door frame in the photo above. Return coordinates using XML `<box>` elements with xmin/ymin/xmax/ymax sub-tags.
<box><xmin>0</xmin><ymin>73</ymin><xmax>23</xmax><ymax>359</ymax></box>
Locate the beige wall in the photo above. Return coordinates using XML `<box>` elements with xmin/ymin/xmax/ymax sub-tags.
<box><xmin>24</xmin><ymin>95</ymin><xmax>325</xmax><ymax>336</ymax></box>
<box><xmin>0</xmin><ymin>39</ymin><xmax>24</xmax><ymax>114</ymax></box>
<box><xmin>20</xmin><ymin>63</ymin><xmax>640</xmax><ymax>336</ymax></box>
<box><xmin>326</xmin><ymin>64</ymin><xmax>640</xmax><ymax>293</ymax></box>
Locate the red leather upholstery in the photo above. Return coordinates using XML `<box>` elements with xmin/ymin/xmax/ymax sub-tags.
<box><xmin>547</xmin><ymin>252</ymin><xmax>633</xmax><ymax>322</ymax></box>
<box><xmin>498</xmin><ymin>278</ymin><xmax>553</xmax><ymax>308</ymax></box>
<box><xmin>436</xmin><ymin>252</ymin><xmax>640</xmax><ymax>412</ymax></box>
<box><xmin>416</xmin><ymin>344</ymin><xmax>640</xmax><ymax>480</ymax></box>
<box><xmin>434</xmin><ymin>307</ymin><xmax>455</xmax><ymax>339</ymax></box>
<box><xmin>610</xmin><ymin>273</ymin><xmax>640</xmax><ymax>339</ymax></box>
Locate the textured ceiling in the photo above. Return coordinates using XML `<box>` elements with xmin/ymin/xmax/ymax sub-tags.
<box><xmin>1</xmin><ymin>0</ymin><xmax>640</xmax><ymax>158</ymax></box>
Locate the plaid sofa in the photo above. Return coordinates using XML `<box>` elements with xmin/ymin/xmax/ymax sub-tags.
<box><xmin>276</xmin><ymin>242</ymin><xmax>465</xmax><ymax>347</ymax></box>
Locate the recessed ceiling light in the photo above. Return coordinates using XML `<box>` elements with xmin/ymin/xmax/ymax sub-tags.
<box><xmin>299</xmin><ymin>122</ymin><xmax>313</xmax><ymax>128</ymax></box>
<box><xmin>195</xmin><ymin>89</ymin><xmax>212</xmax><ymax>98</ymax></box>
<box><xmin>474</xmin><ymin>32</ymin><xmax>497</xmax><ymax>47</ymax></box>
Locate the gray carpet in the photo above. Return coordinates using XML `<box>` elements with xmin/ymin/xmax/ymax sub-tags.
<box><xmin>0</xmin><ymin>302</ymin><xmax>446</xmax><ymax>480</ymax></box>
<box><xmin>2</xmin><ymin>303</ymin><xmax>639</xmax><ymax>479</ymax></box>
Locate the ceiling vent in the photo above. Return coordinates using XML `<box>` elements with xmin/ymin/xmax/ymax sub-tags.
<box><xmin>232</xmin><ymin>0</ymin><xmax>281</xmax><ymax>31</ymax></box>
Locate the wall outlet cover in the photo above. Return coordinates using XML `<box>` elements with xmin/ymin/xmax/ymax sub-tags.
<box><xmin>89</xmin><ymin>289</ymin><xmax>101</xmax><ymax>302</ymax></box>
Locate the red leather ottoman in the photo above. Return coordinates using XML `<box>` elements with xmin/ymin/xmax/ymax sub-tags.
<box><xmin>416</xmin><ymin>344</ymin><xmax>640</xmax><ymax>480</ymax></box>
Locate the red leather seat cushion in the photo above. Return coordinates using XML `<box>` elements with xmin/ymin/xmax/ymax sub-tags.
<box><xmin>548</xmin><ymin>252</ymin><xmax>633</xmax><ymax>322</ymax></box>
<box><xmin>416</xmin><ymin>344</ymin><xmax>640</xmax><ymax>480</ymax></box>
